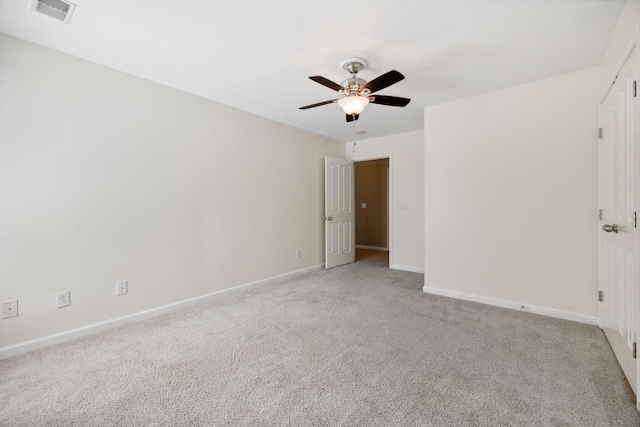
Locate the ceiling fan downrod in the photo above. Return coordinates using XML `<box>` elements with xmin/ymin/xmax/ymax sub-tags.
<box><xmin>340</xmin><ymin>58</ymin><xmax>369</xmax><ymax>96</ymax></box>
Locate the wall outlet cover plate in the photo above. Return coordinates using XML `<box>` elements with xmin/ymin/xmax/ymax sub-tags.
<box><xmin>116</xmin><ymin>280</ymin><xmax>128</xmax><ymax>295</ymax></box>
<box><xmin>56</xmin><ymin>291</ymin><xmax>70</xmax><ymax>308</ymax></box>
<box><xmin>2</xmin><ymin>300</ymin><xmax>18</xmax><ymax>319</ymax></box>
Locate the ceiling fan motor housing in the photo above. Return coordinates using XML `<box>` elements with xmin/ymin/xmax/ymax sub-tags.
<box><xmin>341</xmin><ymin>77</ymin><xmax>368</xmax><ymax>95</ymax></box>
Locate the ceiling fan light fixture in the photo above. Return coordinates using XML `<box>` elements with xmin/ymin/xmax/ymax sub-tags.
<box><xmin>338</xmin><ymin>95</ymin><xmax>369</xmax><ymax>115</ymax></box>
<box><xmin>300</xmin><ymin>59</ymin><xmax>409</xmax><ymax>122</ymax></box>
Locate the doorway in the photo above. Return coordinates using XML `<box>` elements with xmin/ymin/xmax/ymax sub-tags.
<box><xmin>354</xmin><ymin>156</ymin><xmax>391</xmax><ymax>267</ymax></box>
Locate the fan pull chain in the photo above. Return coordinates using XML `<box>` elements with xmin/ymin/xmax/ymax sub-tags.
<box><xmin>352</xmin><ymin>117</ymin><xmax>357</xmax><ymax>153</ymax></box>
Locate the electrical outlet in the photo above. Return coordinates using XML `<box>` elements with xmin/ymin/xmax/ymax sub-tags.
<box><xmin>400</xmin><ymin>202</ymin><xmax>408</xmax><ymax>209</ymax></box>
<box><xmin>116</xmin><ymin>280</ymin><xmax>128</xmax><ymax>296</ymax></box>
<box><xmin>56</xmin><ymin>291</ymin><xmax>70</xmax><ymax>308</ymax></box>
<box><xmin>2</xmin><ymin>300</ymin><xmax>18</xmax><ymax>319</ymax></box>
<box><xmin>295</xmin><ymin>249</ymin><xmax>301</xmax><ymax>258</ymax></box>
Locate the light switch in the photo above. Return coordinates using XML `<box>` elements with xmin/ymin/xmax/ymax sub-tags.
<box><xmin>400</xmin><ymin>202</ymin><xmax>408</xmax><ymax>209</ymax></box>
<box><xmin>361</xmin><ymin>203</ymin><xmax>367</xmax><ymax>208</ymax></box>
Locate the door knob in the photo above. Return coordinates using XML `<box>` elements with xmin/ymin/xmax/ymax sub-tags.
<box><xmin>325</xmin><ymin>216</ymin><xmax>333</xmax><ymax>221</ymax></box>
<box><xmin>602</xmin><ymin>224</ymin><xmax>618</xmax><ymax>233</ymax></box>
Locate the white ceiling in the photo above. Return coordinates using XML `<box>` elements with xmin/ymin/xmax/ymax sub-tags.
<box><xmin>0</xmin><ymin>0</ymin><xmax>626</xmax><ymax>142</ymax></box>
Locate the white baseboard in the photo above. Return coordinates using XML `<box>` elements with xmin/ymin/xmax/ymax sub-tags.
<box><xmin>0</xmin><ymin>264</ymin><xmax>324</xmax><ymax>360</ymax></box>
<box><xmin>355</xmin><ymin>245</ymin><xmax>389</xmax><ymax>251</ymax></box>
<box><xmin>391</xmin><ymin>264</ymin><xmax>424</xmax><ymax>274</ymax></box>
<box><xmin>422</xmin><ymin>285</ymin><xmax>599</xmax><ymax>326</ymax></box>
<box><xmin>600</xmin><ymin>318</ymin><xmax>617</xmax><ymax>330</ymax></box>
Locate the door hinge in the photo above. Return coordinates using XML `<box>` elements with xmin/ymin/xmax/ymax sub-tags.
<box><xmin>598</xmin><ymin>209</ymin><xmax>603</xmax><ymax>220</ymax></box>
<box><xmin>634</xmin><ymin>212</ymin><xmax>637</xmax><ymax>228</ymax></box>
<box><xmin>634</xmin><ymin>342</ymin><xmax>637</xmax><ymax>359</ymax></box>
<box><xmin>598</xmin><ymin>290</ymin><xmax>604</xmax><ymax>302</ymax></box>
<box><xmin>634</xmin><ymin>81</ymin><xmax>637</xmax><ymax>97</ymax></box>
<box><xmin>598</xmin><ymin>127</ymin><xmax>603</xmax><ymax>139</ymax></box>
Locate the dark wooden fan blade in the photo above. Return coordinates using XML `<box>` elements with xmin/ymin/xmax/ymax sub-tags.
<box><xmin>369</xmin><ymin>95</ymin><xmax>411</xmax><ymax>107</ymax></box>
<box><xmin>309</xmin><ymin>76</ymin><xmax>345</xmax><ymax>92</ymax></box>
<box><xmin>346</xmin><ymin>114</ymin><xmax>360</xmax><ymax>122</ymax></box>
<box><xmin>299</xmin><ymin>99</ymin><xmax>338</xmax><ymax>110</ymax></box>
<box><xmin>363</xmin><ymin>70</ymin><xmax>405</xmax><ymax>93</ymax></box>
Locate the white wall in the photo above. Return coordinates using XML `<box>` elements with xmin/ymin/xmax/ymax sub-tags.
<box><xmin>0</xmin><ymin>34</ymin><xmax>344</xmax><ymax>348</ymax></box>
<box><xmin>347</xmin><ymin>130</ymin><xmax>424</xmax><ymax>272</ymax></box>
<box><xmin>424</xmin><ymin>67</ymin><xmax>601</xmax><ymax>320</ymax></box>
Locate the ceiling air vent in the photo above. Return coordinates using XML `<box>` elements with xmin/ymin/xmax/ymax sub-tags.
<box><xmin>31</xmin><ymin>0</ymin><xmax>76</xmax><ymax>24</ymax></box>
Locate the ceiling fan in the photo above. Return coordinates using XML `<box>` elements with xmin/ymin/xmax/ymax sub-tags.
<box><xmin>299</xmin><ymin>58</ymin><xmax>411</xmax><ymax>122</ymax></box>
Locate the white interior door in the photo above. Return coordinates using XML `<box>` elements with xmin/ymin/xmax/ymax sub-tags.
<box><xmin>325</xmin><ymin>156</ymin><xmax>355</xmax><ymax>269</ymax></box>
<box><xmin>598</xmin><ymin>46</ymin><xmax>638</xmax><ymax>398</ymax></box>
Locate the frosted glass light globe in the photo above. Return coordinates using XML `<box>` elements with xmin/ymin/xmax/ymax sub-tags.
<box><xmin>338</xmin><ymin>95</ymin><xmax>370</xmax><ymax>115</ymax></box>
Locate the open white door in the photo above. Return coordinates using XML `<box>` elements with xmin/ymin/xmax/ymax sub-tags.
<box><xmin>598</xmin><ymin>43</ymin><xmax>638</xmax><ymax>399</ymax></box>
<box><xmin>325</xmin><ymin>156</ymin><xmax>355</xmax><ymax>269</ymax></box>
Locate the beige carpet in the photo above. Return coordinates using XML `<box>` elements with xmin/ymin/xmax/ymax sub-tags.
<box><xmin>0</xmin><ymin>249</ymin><xmax>638</xmax><ymax>426</ymax></box>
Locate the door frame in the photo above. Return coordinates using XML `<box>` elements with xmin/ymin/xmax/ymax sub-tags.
<box><xmin>351</xmin><ymin>153</ymin><xmax>393</xmax><ymax>268</ymax></box>
<box><xmin>598</xmin><ymin>29</ymin><xmax>640</xmax><ymax>411</ymax></box>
